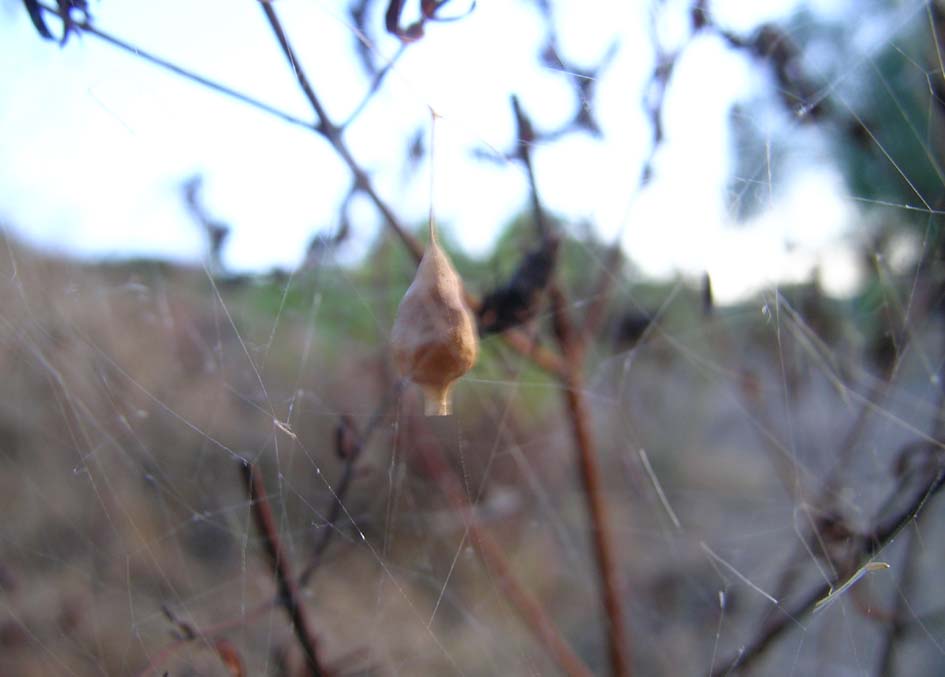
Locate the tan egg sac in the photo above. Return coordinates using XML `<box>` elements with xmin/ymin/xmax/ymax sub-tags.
<box><xmin>391</xmin><ymin>238</ymin><xmax>478</xmax><ymax>416</ymax></box>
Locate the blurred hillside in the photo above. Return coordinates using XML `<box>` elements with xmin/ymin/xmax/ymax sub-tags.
<box><xmin>1</xmin><ymin>221</ymin><xmax>944</xmax><ymax>675</ymax></box>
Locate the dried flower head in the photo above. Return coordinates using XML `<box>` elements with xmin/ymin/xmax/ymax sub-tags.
<box><xmin>391</xmin><ymin>224</ymin><xmax>478</xmax><ymax>416</ymax></box>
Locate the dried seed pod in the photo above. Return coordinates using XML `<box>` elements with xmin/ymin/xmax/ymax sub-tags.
<box><xmin>391</xmin><ymin>227</ymin><xmax>478</xmax><ymax>416</ymax></box>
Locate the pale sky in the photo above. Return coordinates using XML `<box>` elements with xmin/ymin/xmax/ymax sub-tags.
<box><xmin>0</xmin><ymin>0</ymin><xmax>908</xmax><ymax>303</ymax></box>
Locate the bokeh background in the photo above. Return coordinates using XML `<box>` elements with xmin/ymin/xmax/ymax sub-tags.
<box><xmin>1</xmin><ymin>0</ymin><xmax>944</xmax><ymax>675</ymax></box>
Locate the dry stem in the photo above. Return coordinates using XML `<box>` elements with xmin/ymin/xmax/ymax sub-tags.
<box><xmin>241</xmin><ymin>463</ymin><xmax>326</xmax><ymax>677</ymax></box>
<box><xmin>513</xmin><ymin>97</ymin><xmax>632</xmax><ymax>676</ymax></box>
<box><xmin>258</xmin><ymin>3</ymin><xmax>566</xmax><ymax>377</ymax></box>
<box><xmin>711</xmin><ymin>465</ymin><xmax>945</xmax><ymax>676</ymax></box>
<box><xmin>410</xmin><ymin>421</ymin><xmax>594</xmax><ymax>677</ymax></box>
<box><xmin>549</xmin><ymin>286</ymin><xmax>632</xmax><ymax>677</ymax></box>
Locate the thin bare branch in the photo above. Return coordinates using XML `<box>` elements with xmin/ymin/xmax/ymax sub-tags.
<box><xmin>259</xmin><ymin>1</ymin><xmax>424</xmax><ymax>263</ymax></box>
<box><xmin>299</xmin><ymin>386</ymin><xmax>402</xmax><ymax>586</ymax></box>
<box><xmin>30</xmin><ymin>0</ymin><xmax>566</xmax><ymax>378</ymax></box>
<box><xmin>32</xmin><ymin>2</ymin><xmax>315</xmax><ymax>131</ymax></box>
<box><xmin>340</xmin><ymin>44</ymin><xmax>408</xmax><ymax>130</ymax></box>
<box><xmin>138</xmin><ymin>594</ymin><xmax>280</xmax><ymax>677</ymax></box>
<box><xmin>712</xmin><ymin>465</ymin><xmax>945</xmax><ymax>676</ymax></box>
<box><xmin>512</xmin><ymin>97</ymin><xmax>632</xmax><ymax>676</ymax></box>
<box><xmin>256</xmin><ymin>5</ymin><xmax>574</xmax><ymax>376</ymax></box>
<box><xmin>242</xmin><ymin>462</ymin><xmax>326</xmax><ymax>677</ymax></box>
<box><xmin>550</xmin><ymin>287</ymin><xmax>632</xmax><ymax>677</ymax></box>
<box><xmin>409</xmin><ymin>419</ymin><xmax>594</xmax><ymax>677</ymax></box>
<box><xmin>874</xmin><ymin>528</ymin><xmax>918</xmax><ymax>674</ymax></box>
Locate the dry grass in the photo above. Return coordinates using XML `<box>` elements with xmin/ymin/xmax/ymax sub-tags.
<box><xmin>0</xmin><ymin>236</ymin><xmax>943</xmax><ymax>676</ymax></box>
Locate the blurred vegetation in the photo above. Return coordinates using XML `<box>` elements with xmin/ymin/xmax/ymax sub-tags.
<box><xmin>0</xmin><ymin>180</ymin><xmax>939</xmax><ymax>673</ymax></box>
<box><xmin>730</xmin><ymin>0</ymin><xmax>945</xmax><ymax>237</ymax></box>
<box><xmin>5</xmin><ymin>1</ymin><xmax>945</xmax><ymax>675</ymax></box>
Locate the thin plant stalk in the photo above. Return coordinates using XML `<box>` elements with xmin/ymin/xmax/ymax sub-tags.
<box><xmin>410</xmin><ymin>421</ymin><xmax>594</xmax><ymax>677</ymax></box>
<box><xmin>242</xmin><ymin>463</ymin><xmax>326</xmax><ymax>677</ymax></box>
<box><xmin>513</xmin><ymin>96</ymin><xmax>632</xmax><ymax>676</ymax></box>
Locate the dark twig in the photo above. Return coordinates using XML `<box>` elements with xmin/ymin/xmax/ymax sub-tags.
<box><xmin>24</xmin><ymin>0</ymin><xmax>55</xmax><ymax>40</ymax></box>
<box><xmin>512</xmin><ymin>97</ymin><xmax>632</xmax><ymax>677</ymax></box>
<box><xmin>31</xmin><ymin>2</ymin><xmax>315</xmax><ymax>130</ymax></box>
<box><xmin>761</xmin><ymin>376</ymin><xmax>900</xmax><ymax>612</ymax></box>
<box><xmin>136</xmin><ymin>599</ymin><xmax>274</xmax><ymax>676</ymax></box>
<box><xmin>348</xmin><ymin>0</ymin><xmax>379</xmax><ymax>76</ymax></box>
<box><xmin>511</xmin><ymin>96</ymin><xmax>552</xmax><ymax>242</ymax></box>
<box><xmin>580</xmin><ymin>242</ymin><xmax>624</xmax><ymax>343</ymax></box>
<box><xmin>160</xmin><ymin>604</ymin><xmax>197</xmax><ymax>641</ymax></box>
<box><xmin>550</xmin><ymin>286</ymin><xmax>632</xmax><ymax>677</ymax></box>
<box><xmin>29</xmin><ymin>0</ymin><xmax>566</xmax><ymax>376</ymax></box>
<box><xmin>299</xmin><ymin>415</ymin><xmax>364</xmax><ymax>585</ymax></box>
<box><xmin>874</xmin><ymin>527</ymin><xmax>919</xmax><ymax>675</ymax></box>
<box><xmin>258</xmin><ymin>2</ymin><xmax>568</xmax><ymax>377</ymax></box>
<box><xmin>260</xmin><ymin>1</ymin><xmax>423</xmax><ymax>263</ymax></box>
<box><xmin>299</xmin><ymin>386</ymin><xmax>401</xmax><ymax>586</ymax></box>
<box><xmin>539</xmin><ymin>38</ymin><xmax>616</xmax><ymax>138</ymax></box>
<box><xmin>340</xmin><ymin>44</ymin><xmax>408</xmax><ymax>130</ymax></box>
<box><xmin>528</xmin><ymin>0</ymin><xmax>616</xmax><ymax>139</ymax></box>
<box><xmin>385</xmin><ymin>0</ymin><xmax>424</xmax><ymax>42</ymax></box>
<box><xmin>758</xmin><ymin>280</ymin><xmax>939</xmax><ymax>631</ymax></box>
<box><xmin>579</xmin><ymin>7</ymin><xmax>673</xmax><ymax>341</ymax></box>
<box><xmin>241</xmin><ymin>463</ymin><xmax>326</xmax><ymax>677</ymax></box>
<box><xmin>475</xmin><ymin>97</ymin><xmax>559</xmax><ymax>335</ymax></box>
<box><xmin>140</xmin><ymin>388</ymin><xmax>402</xmax><ymax>676</ymax></box>
<box><xmin>24</xmin><ymin>0</ymin><xmax>88</xmax><ymax>45</ymax></box>
<box><xmin>712</xmin><ymin>464</ymin><xmax>945</xmax><ymax>676</ymax></box>
<box><xmin>259</xmin><ymin>2</ymin><xmax>335</xmax><ymax>136</ymax></box>
<box><xmin>384</xmin><ymin>0</ymin><xmax>474</xmax><ymax>43</ymax></box>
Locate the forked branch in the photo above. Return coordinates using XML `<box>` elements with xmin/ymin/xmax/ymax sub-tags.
<box><xmin>258</xmin><ymin>2</ymin><xmax>567</xmax><ymax>377</ymax></box>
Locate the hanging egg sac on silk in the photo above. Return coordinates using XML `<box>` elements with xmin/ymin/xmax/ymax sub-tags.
<box><xmin>391</xmin><ymin>232</ymin><xmax>478</xmax><ymax>416</ymax></box>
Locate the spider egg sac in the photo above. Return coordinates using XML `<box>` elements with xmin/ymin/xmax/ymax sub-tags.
<box><xmin>391</xmin><ymin>237</ymin><xmax>478</xmax><ymax>416</ymax></box>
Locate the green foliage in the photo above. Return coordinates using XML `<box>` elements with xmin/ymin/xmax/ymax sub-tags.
<box><xmin>729</xmin><ymin>2</ymin><xmax>944</xmax><ymax>228</ymax></box>
<box><xmin>838</xmin><ymin>22</ymin><xmax>944</xmax><ymax>217</ymax></box>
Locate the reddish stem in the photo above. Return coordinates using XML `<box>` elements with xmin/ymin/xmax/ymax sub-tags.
<box><xmin>241</xmin><ymin>463</ymin><xmax>326</xmax><ymax>676</ymax></box>
<box><xmin>411</xmin><ymin>424</ymin><xmax>594</xmax><ymax>677</ymax></box>
<box><xmin>550</xmin><ymin>287</ymin><xmax>632</xmax><ymax>677</ymax></box>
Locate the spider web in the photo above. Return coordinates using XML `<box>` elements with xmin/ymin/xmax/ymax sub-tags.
<box><xmin>1</xmin><ymin>1</ymin><xmax>944</xmax><ymax>675</ymax></box>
